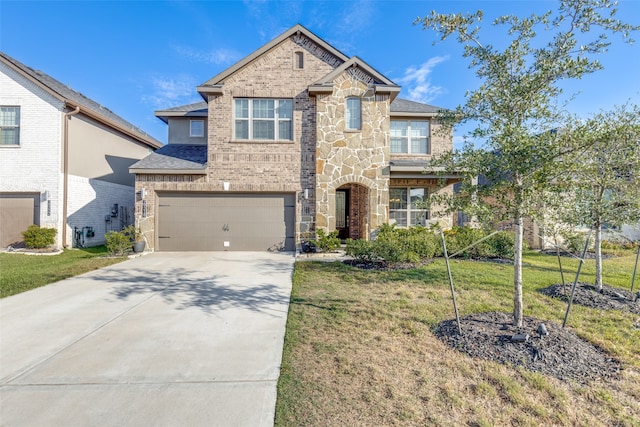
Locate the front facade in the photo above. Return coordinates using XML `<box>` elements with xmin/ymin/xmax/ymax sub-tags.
<box><xmin>131</xmin><ymin>25</ymin><xmax>459</xmax><ymax>252</ymax></box>
<box><xmin>0</xmin><ymin>52</ymin><xmax>162</xmax><ymax>248</ymax></box>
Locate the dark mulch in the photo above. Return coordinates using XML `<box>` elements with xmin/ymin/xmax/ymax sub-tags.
<box><xmin>538</xmin><ymin>283</ymin><xmax>640</xmax><ymax>315</ymax></box>
<box><xmin>434</xmin><ymin>311</ymin><xmax>622</xmax><ymax>383</ymax></box>
<box><xmin>539</xmin><ymin>249</ymin><xmax>617</xmax><ymax>260</ymax></box>
<box><xmin>342</xmin><ymin>259</ymin><xmax>432</xmax><ymax>271</ymax></box>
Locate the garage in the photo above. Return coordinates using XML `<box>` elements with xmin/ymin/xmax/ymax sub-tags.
<box><xmin>157</xmin><ymin>193</ymin><xmax>295</xmax><ymax>251</ymax></box>
<box><xmin>0</xmin><ymin>193</ymin><xmax>40</xmax><ymax>247</ymax></box>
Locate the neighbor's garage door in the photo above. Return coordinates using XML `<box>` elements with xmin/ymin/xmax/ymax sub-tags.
<box><xmin>157</xmin><ymin>193</ymin><xmax>295</xmax><ymax>251</ymax></box>
<box><xmin>0</xmin><ymin>193</ymin><xmax>40</xmax><ymax>247</ymax></box>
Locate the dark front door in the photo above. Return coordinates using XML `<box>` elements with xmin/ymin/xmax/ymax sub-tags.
<box><xmin>335</xmin><ymin>190</ymin><xmax>349</xmax><ymax>239</ymax></box>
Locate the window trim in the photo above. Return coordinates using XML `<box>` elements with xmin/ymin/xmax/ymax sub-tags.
<box><xmin>345</xmin><ymin>97</ymin><xmax>361</xmax><ymax>131</ymax></box>
<box><xmin>189</xmin><ymin>119</ymin><xmax>204</xmax><ymax>137</ymax></box>
<box><xmin>233</xmin><ymin>98</ymin><xmax>293</xmax><ymax>142</ymax></box>
<box><xmin>0</xmin><ymin>106</ymin><xmax>21</xmax><ymax>146</ymax></box>
<box><xmin>389</xmin><ymin>187</ymin><xmax>430</xmax><ymax>227</ymax></box>
<box><xmin>390</xmin><ymin>119</ymin><xmax>431</xmax><ymax>154</ymax></box>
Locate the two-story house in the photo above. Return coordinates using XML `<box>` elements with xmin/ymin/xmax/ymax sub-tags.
<box><xmin>130</xmin><ymin>24</ymin><xmax>460</xmax><ymax>252</ymax></box>
<box><xmin>0</xmin><ymin>52</ymin><xmax>163</xmax><ymax>249</ymax></box>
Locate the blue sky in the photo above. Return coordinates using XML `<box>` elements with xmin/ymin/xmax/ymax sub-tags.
<box><xmin>2</xmin><ymin>0</ymin><xmax>639</xmax><ymax>146</ymax></box>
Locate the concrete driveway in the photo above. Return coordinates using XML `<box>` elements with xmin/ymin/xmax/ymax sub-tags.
<box><xmin>0</xmin><ymin>251</ymin><xmax>294</xmax><ymax>427</ymax></box>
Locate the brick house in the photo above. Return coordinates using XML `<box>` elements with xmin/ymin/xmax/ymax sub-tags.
<box><xmin>0</xmin><ymin>52</ymin><xmax>162</xmax><ymax>249</ymax></box>
<box><xmin>130</xmin><ymin>24</ymin><xmax>460</xmax><ymax>251</ymax></box>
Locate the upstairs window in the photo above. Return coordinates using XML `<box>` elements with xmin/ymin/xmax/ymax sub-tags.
<box><xmin>190</xmin><ymin>119</ymin><xmax>204</xmax><ymax>137</ymax></box>
<box><xmin>346</xmin><ymin>97</ymin><xmax>361</xmax><ymax>130</ymax></box>
<box><xmin>234</xmin><ymin>99</ymin><xmax>293</xmax><ymax>141</ymax></box>
<box><xmin>294</xmin><ymin>51</ymin><xmax>304</xmax><ymax>69</ymax></box>
<box><xmin>1</xmin><ymin>106</ymin><xmax>20</xmax><ymax>146</ymax></box>
<box><xmin>390</xmin><ymin>120</ymin><xmax>430</xmax><ymax>154</ymax></box>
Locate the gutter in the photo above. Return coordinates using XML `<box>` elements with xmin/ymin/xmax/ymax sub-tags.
<box><xmin>62</xmin><ymin>105</ymin><xmax>80</xmax><ymax>248</ymax></box>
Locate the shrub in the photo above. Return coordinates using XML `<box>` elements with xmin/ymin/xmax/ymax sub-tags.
<box><xmin>315</xmin><ymin>229</ymin><xmax>341</xmax><ymax>252</ymax></box>
<box><xmin>344</xmin><ymin>238</ymin><xmax>376</xmax><ymax>263</ymax></box>
<box><xmin>105</xmin><ymin>225</ymin><xmax>135</xmax><ymax>256</ymax></box>
<box><xmin>560</xmin><ymin>230</ymin><xmax>593</xmax><ymax>254</ymax></box>
<box><xmin>22</xmin><ymin>225</ymin><xmax>57</xmax><ymax>248</ymax></box>
<box><xmin>485</xmin><ymin>231</ymin><xmax>516</xmax><ymax>259</ymax></box>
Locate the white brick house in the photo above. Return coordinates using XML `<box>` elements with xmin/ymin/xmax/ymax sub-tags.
<box><xmin>0</xmin><ymin>52</ymin><xmax>162</xmax><ymax>249</ymax></box>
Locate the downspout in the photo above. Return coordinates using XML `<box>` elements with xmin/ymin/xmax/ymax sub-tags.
<box><xmin>62</xmin><ymin>105</ymin><xmax>81</xmax><ymax>248</ymax></box>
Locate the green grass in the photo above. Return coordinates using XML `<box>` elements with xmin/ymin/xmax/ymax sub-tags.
<box><xmin>0</xmin><ymin>246</ymin><xmax>127</xmax><ymax>298</ymax></box>
<box><xmin>276</xmin><ymin>250</ymin><xmax>640</xmax><ymax>426</ymax></box>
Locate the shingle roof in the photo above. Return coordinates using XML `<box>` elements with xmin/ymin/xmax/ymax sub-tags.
<box><xmin>390</xmin><ymin>98</ymin><xmax>444</xmax><ymax>114</ymax></box>
<box><xmin>0</xmin><ymin>51</ymin><xmax>162</xmax><ymax>148</ymax></box>
<box><xmin>129</xmin><ymin>144</ymin><xmax>207</xmax><ymax>171</ymax></box>
<box><xmin>154</xmin><ymin>101</ymin><xmax>208</xmax><ymax>123</ymax></box>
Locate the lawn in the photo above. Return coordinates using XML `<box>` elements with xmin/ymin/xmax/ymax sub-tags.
<box><xmin>0</xmin><ymin>246</ymin><xmax>127</xmax><ymax>298</ymax></box>
<box><xmin>275</xmin><ymin>250</ymin><xmax>640</xmax><ymax>426</ymax></box>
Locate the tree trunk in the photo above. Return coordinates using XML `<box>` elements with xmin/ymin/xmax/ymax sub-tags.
<box><xmin>594</xmin><ymin>223</ymin><xmax>603</xmax><ymax>292</ymax></box>
<box><xmin>513</xmin><ymin>212</ymin><xmax>524</xmax><ymax>327</ymax></box>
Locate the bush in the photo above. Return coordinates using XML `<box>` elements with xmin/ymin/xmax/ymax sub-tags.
<box><xmin>560</xmin><ymin>230</ymin><xmax>593</xmax><ymax>254</ymax></box>
<box><xmin>22</xmin><ymin>225</ymin><xmax>57</xmax><ymax>248</ymax></box>
<box><xmin>105</xmin><ymin>225</ymin><xmax>135</xmax><ymax>256</ymax></box>
<box><xmin>344</xmin><ymin>238</ymin><xmax>376</xmax><ymax>263</ymax></box>
<box><xmin>315</xmin><ymin>229</ymin><xmax>341</xmax><ymax>252</ymax></box>
<box><xmin>485</xmin><ymin>231</ymin><xmax>516</xmax><ymax>259</ymax></box>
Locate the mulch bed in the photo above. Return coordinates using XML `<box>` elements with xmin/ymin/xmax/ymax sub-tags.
<box><xmin>342</xmin><ymin>259</ymin><xmax>432</xmax><ymax>271</ymax></box>
<box><xmin>539</xmin><ymin>283</ymin><xmax>640</xmax><ymax>315</ymax></box>
<box><xmin>434</xmin><ymin>311</ymin><xmax>623</xmax><ymax>383</ymax></box>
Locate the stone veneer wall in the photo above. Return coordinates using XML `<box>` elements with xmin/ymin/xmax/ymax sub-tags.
<box><xmin>315</xmin><ymin>74</ymin><xmax>391</xmax><ymax>236</ymax></box>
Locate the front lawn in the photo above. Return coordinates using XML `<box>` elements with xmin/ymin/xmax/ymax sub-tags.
<box><xmin>0</xmin><ymin>246</ymin><xmax>126</xmax><ymax>298</ymax></box>
<box><xmin>276</xmin><ymin>251</ymin><xmax>640</xmax><ymax>426</ymax></box>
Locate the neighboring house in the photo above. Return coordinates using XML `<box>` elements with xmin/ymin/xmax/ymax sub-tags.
<box><xmin>130</xmin><ymin>24</ymin><xmax>461</xmax><ymax>252</ymax></box>
<box><xmin>0</xmin><ymin>52</ymin><xmax>163</xmax><ymax>249</ymax></box>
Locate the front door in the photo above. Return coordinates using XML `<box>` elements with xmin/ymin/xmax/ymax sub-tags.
<box><xmin>335</xmin><ymin>190</ymin><xmax>349</xmax><ymax>239</ymax></box>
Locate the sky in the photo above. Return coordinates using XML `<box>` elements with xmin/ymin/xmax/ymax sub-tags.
<box><xmin>2</xmin><ymin>0</ymin><xmax>639</xmax><ymax>147</ymax></box>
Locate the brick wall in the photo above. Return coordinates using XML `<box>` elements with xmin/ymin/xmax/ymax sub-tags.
<box><xmin>67</xmin><ymin>175</ymin><xmax>135</xmax><ymax>247</ymax></box>
<box><xmin>1</xmin><ymin>61</ymin><xmax>65</xmax><ymax>247</ymax></box>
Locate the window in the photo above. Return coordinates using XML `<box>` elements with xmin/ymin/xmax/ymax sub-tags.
<box><xmin>346</xmin><ymin>97</ymin><xmax>361</xmax><ymax>130</ymax></box>
<box><xmin>294</xmin><ymin>51</ymin><xmax>304</xmax><ymax>69</ymax></box>
<box><xmin>234</xmin><ymin>99</ymin><xmax>292</xmax><ymax>141</ymax></box>
<box><xmin>389</xmin><ymin>187</ymin><xmax>429</xmax><ymax>227</ymax></box>
<box><xmin>1</xmin><ymin>106</ymin><xmax>20</xmax><ymax>146</ymax></box>
<box><xmin>390</xmin><ymin>120</ymin><xmax>430</xmax><ymax>154</ymax></box>
<box><xmin>190</xmin><ymin>120</ymin><xmax>204</xmax><ymax>137</ymax></box>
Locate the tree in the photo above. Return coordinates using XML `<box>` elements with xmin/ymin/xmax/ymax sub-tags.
<box><xmin>555</xmin><ymin>104</ymin><xmax>640</xmax><ymax>292</ymax></box>
<box><xmin>418</xmin><ymin>1</ymin><xmax>638</xmax><ymax>326</ymax></box>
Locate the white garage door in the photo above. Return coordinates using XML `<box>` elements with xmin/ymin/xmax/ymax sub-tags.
<box><xmin>157</xmin><ymin>193</ymin><xmax>295</xmax><ymax>251</ymax></box>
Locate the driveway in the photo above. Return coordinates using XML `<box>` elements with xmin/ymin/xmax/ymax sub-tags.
<box><xmin>0</xmin><ymin>251</ymin><xmax>294</xmax><ymax>427</ymax></box>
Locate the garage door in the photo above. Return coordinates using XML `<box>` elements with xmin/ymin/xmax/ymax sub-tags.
<box><xmin>157</xmin><ymin>193</ymin><xmax>295</xmax><ymax>251</ymax></box>
<box><xmin>0</xmin><ymin>193</ymin><xmax>40</xmax><ymax>247</ymax></box>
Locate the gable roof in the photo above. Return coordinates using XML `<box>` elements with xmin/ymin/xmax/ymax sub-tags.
<box><xmin>129</xmin><ymin>144</ymin><xmax>207</xmax><ymax>174</ymax></box>
<box><xmin>197</xmin><ymin>24</ymin><xmax>350</xmax><ymax>98</ymax></box>
<box><xmin>155</xmin><ymin>101</ymin><xmax>208</xmax><ymax>123</ymax></box>
<box><xmin>0</xmin><ymin>51</ymin><xmax>163</xmax><ymax>149</ymax></box>
<box><xmin>390</xmin><ymin>98</ymin><xmax>444</xmax><ymax>116</ymax></box>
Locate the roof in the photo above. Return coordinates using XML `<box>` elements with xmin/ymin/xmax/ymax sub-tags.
<box><xmin>129</xmin><ymin>144</ymin><xmax>207</xmax><ymax>174</ymax></box>
<box><xmin>0</xmin><ymin>51</ymin><xmax>163</xmax><ymax>149</ymax></box>
<box><xmin>155</xmin><ymin>101</ymin><xmax>208</xmax><ymax>123</ymax></box>
<box><xmin>389</xmin><ymin>159</ymin><xmax>463</xmax><ymax>179</ymax></box>
<box><xmin>197</xmin><ymin>24</ymin><xmax>350</xmax><ymax>98</ymax></box>
<box><xmin>390</xmin><ymin>98</ymin><xmax>444</xmax><ymax>115</ymax></box>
